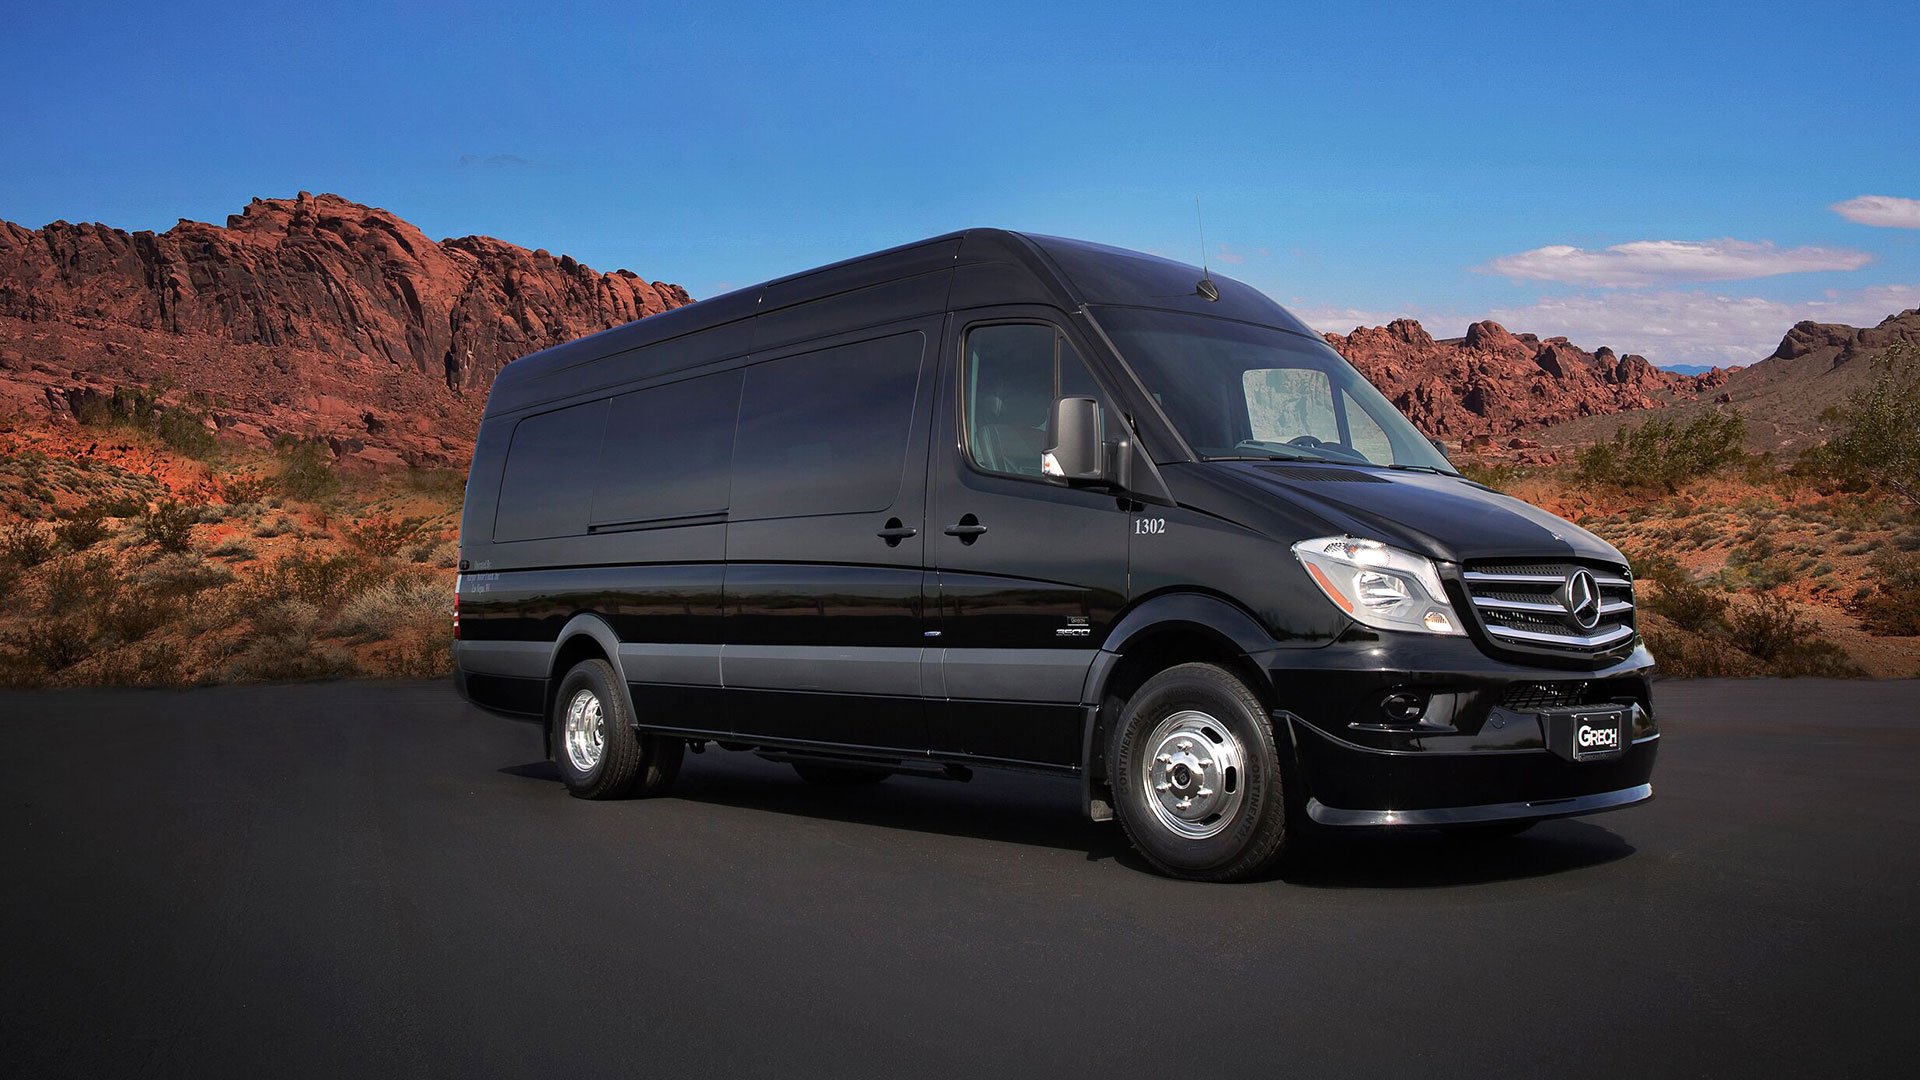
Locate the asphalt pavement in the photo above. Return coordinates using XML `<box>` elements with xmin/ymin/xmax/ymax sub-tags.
<box><xmin>2</xmin><ymin>677</ymin><xmax>1917</xmax><ymax>1078</ymax></box>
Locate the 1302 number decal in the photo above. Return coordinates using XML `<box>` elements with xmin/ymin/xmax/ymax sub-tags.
<box><xmin>1134</xmin><ymin>517</ymin><xmax>1167</xmax><ymax>535</ymax></box>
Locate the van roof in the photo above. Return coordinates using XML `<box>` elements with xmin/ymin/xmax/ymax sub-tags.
<box><xmin>482</xmin><ymin>228</ymin><xmax>1320</xmax><ymax>417</ymax></box>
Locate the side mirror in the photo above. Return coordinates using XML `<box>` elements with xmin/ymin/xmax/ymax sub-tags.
<box><xmin>1044</xmin><ymin>397</ymin><xmax>1108</xmax><ymax>484</ymax></box>
<box><xmin>1429</xmin><ymin>436</ymin><xmax>1450</xmax><ymax>460</ymax></box>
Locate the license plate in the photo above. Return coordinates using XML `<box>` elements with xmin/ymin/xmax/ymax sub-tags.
<box><xmin>1570</xmin><ymin>708</ymin><xmax>1627</xmax><ymax>760</ymax></box>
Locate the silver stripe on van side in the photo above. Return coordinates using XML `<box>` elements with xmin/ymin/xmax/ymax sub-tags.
<box><xmin>941</xmin><ymin>648</ymin><xmax>1095</xmax><ymax>704</ymax></box>
<box><xmin>617</xmin><ymin>643</ymin><xmax>724</xmax><ymax>688</ymax></box>
<box><xmin>722</xmin><ymin>646</ymin><xmax>924</xmax><ymax>697</ymax></box>
<box><xmin>453</xmin><ymin>640</ymin><xmax>552</xmax><ymax>679</ymax></box>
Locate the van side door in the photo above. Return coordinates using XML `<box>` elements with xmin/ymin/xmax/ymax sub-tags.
<box><xmin>926</xmin><ymin>309</ymin><xmax>1131</xmax><ymax>766</ymax></box>
<box><xmin>721</xmin><ymin>321</ymin><xmax>938</xmax><ymax>753</ymax></box>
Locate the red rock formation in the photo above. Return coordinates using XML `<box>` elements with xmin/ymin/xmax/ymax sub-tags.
<box><xmin>1323</xmin><ymin>318</ymin><xmax>1728</xmax><ymax>442</ymax></box>
<box><xmin>0</xmin><ymin>193</ymin><xmax>692</xmax><ymax>466</ymax></box>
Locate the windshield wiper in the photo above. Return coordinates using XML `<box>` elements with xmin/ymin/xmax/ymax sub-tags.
<box><xmin>1383</xmin><ymin>463</ymin><xmax>1461</xmax><ymax>477</ymax></box>
<box><xmin>1205</xmin><ymin>451</ymin><xmax>1329</xmax><ymax>463</ymax></box>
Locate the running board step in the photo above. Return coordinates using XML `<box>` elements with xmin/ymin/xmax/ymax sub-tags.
<box><xmin>752</xmin><ymin>749</ymin><xmax>973</xmax><ymax>782</ymax></box>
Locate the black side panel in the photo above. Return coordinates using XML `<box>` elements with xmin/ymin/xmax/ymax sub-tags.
<box><xmin>460</xmin><ymin>564</ymin><xmax>726</xmax><ymax>646</ymax></box>
<box><xmin>753</xmin><ymin>272</ymin><xmax>952</xmax><ymax>354</ymax></box>
<box><xmin>463</xmin><ymin>672</ymin><xmax>546</xmax><ymax>717</ymax></box>
<box><xmin>722</xmin><ymin>318</ymin><xmax>940</xmax><ymax>752</ymax></box>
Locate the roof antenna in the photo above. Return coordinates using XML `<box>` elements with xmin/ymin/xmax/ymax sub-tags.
<box><xmin>1194</xmin><ymin>196</ymin><xmax>1220</xmax><ymax>302</ymax></box>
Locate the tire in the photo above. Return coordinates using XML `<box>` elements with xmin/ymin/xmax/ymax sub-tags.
<box><xmin>791</xmin><ymin>761</ymin><xmax>890</xmax><ymax>786</ymax></box>
<box><xmin>1108</xmin><ymin>663</ymin><xmax>1289</xmax><ymax>882</ymax></box>
<box><xmin>552</xmin><ymin>659</ymin><xmax>681</xmax><ymax>799</ymax></box>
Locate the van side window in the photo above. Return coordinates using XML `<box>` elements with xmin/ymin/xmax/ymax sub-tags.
<box><xmin>964</xmin><ymin>324</ymin><xmax>1105</xmax><ymax>479</ymax></box>
<box><xmin>494</xmin><ymin>399</ymin><xmax>609</xmax><ymax>541</ymax></box>
<box><xmin>592</xmin><ymin>370</ymin><xmax>742</xmax><ymax>526</ymax></box>
<box><xmin>731</xmin><ymin>332</ymin><xmax>925</xmax><ymax>520</ymax></box>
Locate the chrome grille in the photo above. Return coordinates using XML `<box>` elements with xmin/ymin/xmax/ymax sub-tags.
<box><xmin>1460</xmin><ymin>561</ymin><xmax>1636</xmax><ymax>654</ymax></box>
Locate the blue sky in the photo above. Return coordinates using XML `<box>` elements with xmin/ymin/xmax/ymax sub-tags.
<box><xmin>5</xmin><ymin>0</ymin><xmax>1917</xmax><ymax>366</ymax></box>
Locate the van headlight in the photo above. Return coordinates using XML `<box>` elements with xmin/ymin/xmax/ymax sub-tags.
<box><xmin>1291</xmin><ymin>536</ymin><xmax>1463</xmax><ymax>635</ymax></box>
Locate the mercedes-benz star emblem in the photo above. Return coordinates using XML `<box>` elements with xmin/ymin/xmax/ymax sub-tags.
<box><xmin>1560</xmin><ymin>569</ymin><xmax>1602</xmax><ymax>630</ymax></box>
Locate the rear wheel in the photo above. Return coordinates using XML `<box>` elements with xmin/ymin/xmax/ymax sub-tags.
<box><xmin>1108</xmin><ymin>663</ymin><xmax>1290</xmax><ymax>882</ymax></box>
<box><xmin>553</xmin><ymin>659</ymin><xmax>681</xmax><ymax>799</ymax></box>
<box><xmin>791</xmin><ymin>761</ymin><xmax>890</xmax><ymax>786</ymax></box>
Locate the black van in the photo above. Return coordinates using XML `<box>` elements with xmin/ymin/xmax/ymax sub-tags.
<box><xmin>453</xmin><ymin>230</ymin><xmax>1657</xmax><ymax>881</ymax></box>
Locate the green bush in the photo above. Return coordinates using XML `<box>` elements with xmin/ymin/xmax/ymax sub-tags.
<box><xmin>54</xmin><ymin>503</ymin><xmax>112</xmax><ymax>551</ymax></box>
<box><xmin>274</xmin><ymin>440</ymin><xmax>340</xmax><ymax>500</ymax></box>
<box><xmin>342</xmin><ymin>514</ymin><xmax>429</xmax><ymax>557</ymax></box>
<box><xmin>137</xmin><ymin>499</ymin><xmax>200</xmax><ymax>553</ymax></box>
<box><xmin>1726</xmin><ymin>594</ymin><xmax>1861</xmax><ymax>677</ymax></box>
<box><xmin>1818</xmin><ymin>342</ymin><xmax>1920</xmax><ymax>508</ymax></box>
<box><xmin>154</xmin><ymin>407</ymin><xmax>217</xmax><ymax>458</ymax></box>
<box><xmin>1576</xmin><ymin>411</ymin><xmax>1748</xmax><ymax>492</ymax></box>
<box><xmin>0</xmin><ymin>520</ymin><xmax>56</xmax><ymax>568</ymax></box>
<box><xmin>1857</xmin><ymin>551</ymin><xmax>1920</xmax><ymax>636</ymax></box>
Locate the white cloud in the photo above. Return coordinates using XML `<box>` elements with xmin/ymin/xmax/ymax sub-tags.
<box><xmin>1832</xmin><ymin>194</ymin><xmax>1920</xmax><ymax>229</ymax></box>
<box><xmin>1483</xmin><ymin>239</ymin><xmax>1871</xmax><ymax>287</ymax></box>
<box><xmin>1294</xmin><ymin>284</ymin><xmax>1920</xmax><ymax>368</ymax></box>
<box><xmin>1214</xmin><ymin>243</ymin><xmax>1246</xmax><ymax>265</ymax></box>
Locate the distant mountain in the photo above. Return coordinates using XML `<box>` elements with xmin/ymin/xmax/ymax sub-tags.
<box><xmin>0</xmin><ymin>193</ymin><xmax>692</xmax><ymax>467</ymax></box>
<box><xmin>1323</xmin><ymin>319</ymin><xmax>1730</xmax><ymax>447</ymax></box>
<box><xmin>1657</xmin><ymin>363</ymin><xmax>1729</xmax><ymax>377</ymax></box>
<box><xmin>1534</xmin><ymin>309</ymin><xmax>1920</xmax><ymax>454</ymax></box>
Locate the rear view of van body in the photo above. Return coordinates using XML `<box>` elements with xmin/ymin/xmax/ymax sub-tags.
<box><xmin>454</xmin><ymin>230</ymin><xmax>1658</xmax><ymax>881</ymax></box>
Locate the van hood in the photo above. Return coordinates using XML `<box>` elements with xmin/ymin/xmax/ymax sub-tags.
<box><xmin>1209</xmin><ymin>461</ymin><xmax>1624</xmax><ymax>567</ymax></box>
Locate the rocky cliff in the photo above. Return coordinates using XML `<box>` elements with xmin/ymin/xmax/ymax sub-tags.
<box><xmin>0</xmin><ymin>193</ymin><xmax>691</xmax><ymax>466</ymax></box>
<box><xmin>1324</xmin><ymin>318</ymin><xmax>1729</xmax><ymax>448</ymax></box>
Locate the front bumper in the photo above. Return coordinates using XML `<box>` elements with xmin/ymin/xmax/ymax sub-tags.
<box><xmin>1258</xmin><ymin>632</ymin><xmax>1660</xmax><ymax>825</ymax></box>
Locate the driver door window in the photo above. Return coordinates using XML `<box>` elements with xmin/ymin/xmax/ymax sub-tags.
<box><xmin>964</xmin><ymin>323</ymin><xmax>1107</xmax><ymax>479</ymax></box>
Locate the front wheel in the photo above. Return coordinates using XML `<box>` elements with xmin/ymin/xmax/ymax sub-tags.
<box><xmin>1108</xmin><ymin>663</ymin><xmax>1290</xmax><ymax>882</ymax></box>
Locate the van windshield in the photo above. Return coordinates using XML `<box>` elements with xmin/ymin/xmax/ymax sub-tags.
<box><xmin>1093</xmin><ymin>307</ymin><xmax>1456</xmax><ymax>472</ymax></box>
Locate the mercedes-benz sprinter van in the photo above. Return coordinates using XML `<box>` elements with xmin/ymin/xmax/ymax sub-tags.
<box><xmin>454</xmin><ymin>230</ymin><xmax>1658</xmax><ymax>881</ymax></box>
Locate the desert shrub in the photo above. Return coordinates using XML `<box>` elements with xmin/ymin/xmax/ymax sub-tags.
<box><xmin>1725</xmin><ymin>594</ymin><xmax>1861</xmax><ymax>677</ymax></box>
<box><xmin>53</xmin><ymin>503</ymin><xmax>112</xmax><ymax>551</ymax></box>
<box><xmin>0</xmin><ymin>561</ymin><xmax>18</xmax><ymax>602</ymax></box>
<box><xmin>137</xmin><ymin>499</ymin><xmax>200</xmax><ymax>552</ymax></box>
<box><xmin>1856</xmin><ymin>551</ymin><xmax>1920</xmax><ymax>636</ymax></box>
<box><xmin>11</xmin><ymin>615</ymin><xmax>95</xmax><ymax>673</ymax></box>
<box><xmin>93</xmin><ymin>641</ymin><xmax>188</xmax><ymax>687</ymax></box>
<box><xmin>154</xmin><ymin>407</ymin><xmax>217</xmax><ymax>458</ymax></box>
<box><xmin>132</xmin><ymin>551</ymin><xmax>234</xmax><ymax>597</ymax></box>
<box><xmin>98</xmin><ymin>585</ymin><xmax>180</xmax><ymax>644</ymax></box>
<box><xmin>220</xmin><ymin>600</ymin><xmax>359</xmax><ymax>682</ymax></box>
<box><xmin>328</xmin><ymin>574</ymin><xmax>448</xmax><ymax>642</ymax></box>
<box><xmin>38</xmin><ymin>553</ymin><xmax>121</xmax><ymax>614</ymax></box>
<box><xmin>1639</xmin><ymin>616</ymin><xmax>1762</xmax><ymax>679</ymax></box>
<box><xmin>405</xmin><ymin>466</ymin><xmax>468</xmax><ymax>498</ymax></box>
<box><xmin>1458</xmin><ymin>459</ymin><xmax>1527</xmax><ymax>492</ymax></box>
<box><xmin>374</xmin><ymin>626</ymin><xmax>454</xmax><ymax>678</ymax></box>
<box><xmin>1623</xmin><ymin>548</ymin><xmax>1729</xmax><ymax>635</ymax></box>
<box><xmin>274</xmin><ymin>439</ymin><xmax>340</xmax><ymax>500</ymax></box>
<box><xmin>342</xmin><ymin>514</ymin><xmax>429</xmax><ymax>557</ymax></box>
<box><xmin>206</xmin><ymin>536</ymin><xmax>256</xmax><ymax>560</ymax></box>
<box><xmin>1576</xmin><ymin>411</ymin><xmax>1748</xmax><ymax>492</ymax></box>
<box><xmin>249</xmin><ymin>550</ymin><xmax>381</xmax><ymax>609</ymax></box>
<box><xmin>253</xmin><ymin>515</ymin><xmax>296</xmax><ymax>538</ymax></box>
<box><xmin>1818</xmin><ymin>342</ymin><xmax>1920</xmax><ymax>508</ymax></box>
<box><xmin>0</xmin><ymin>520</ymin><xmax>56</xmax><ymax>568</ymax></box>
<box><xmin>218</xmin><ymin>472</ymin><xmax>276</xmax><ymax>505</ymax></box>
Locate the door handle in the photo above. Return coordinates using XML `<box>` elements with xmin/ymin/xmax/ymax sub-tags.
<box><xmin>943</xmin><ymin>514</ymin><xmax>987</xmax><ymax>542</ymax></box>
<box><xmin>875</xmin><ymin>519</ymin><xmax>918</xmax><ymax>546</ymax></box>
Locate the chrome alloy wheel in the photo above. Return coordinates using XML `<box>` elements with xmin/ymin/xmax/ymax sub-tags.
<box><xmin>1140</xmin><ymin>709</ymin><xmax>1246</xmax><ymax>840</ymax></box>
<box><xmin>562</xmin><ymin>688</ymin><xmax>605</xmax><ymax>773</ymax></box>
